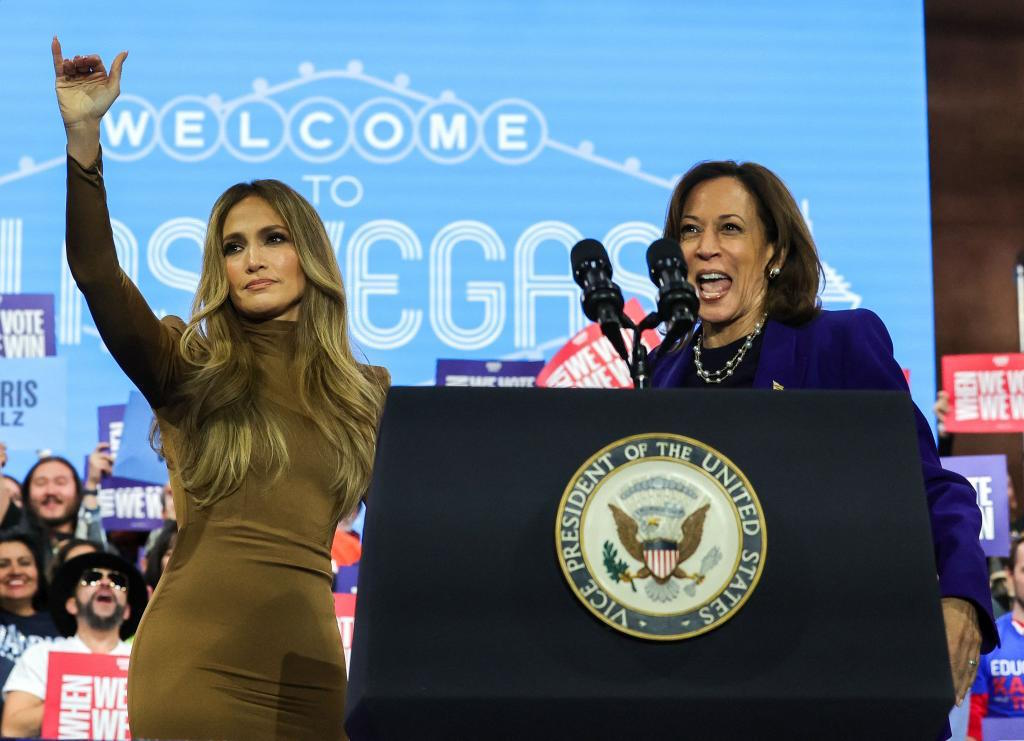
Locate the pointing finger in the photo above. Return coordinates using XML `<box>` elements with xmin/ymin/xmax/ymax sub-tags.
<box><xmin>51</xmin><ymin>36</ymin><xmax>64</xmax><ymax>78</ymax></box>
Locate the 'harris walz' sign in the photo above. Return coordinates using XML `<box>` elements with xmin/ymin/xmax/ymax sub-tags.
<box><xmin>0</xmin><ymin>294</ymin><xmax>56</xmax><ymax>358</ymax></box>
<box><xmin>0</xmin><ymin>358</ymin><xmax>67</xmax><ymax>452</ymax></box>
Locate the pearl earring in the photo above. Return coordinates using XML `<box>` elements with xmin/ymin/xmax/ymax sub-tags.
<box><xmin>768</xmin><ymin>267</ymin><xmax>781</xmax><ymax>279</ymax></box>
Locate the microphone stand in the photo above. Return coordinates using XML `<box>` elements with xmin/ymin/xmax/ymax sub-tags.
<box><xmin>629</xmin><ymin>312</ymin><xmax>663</xmax><ymax>390</ymax></box>
<box><xmin>602</xmin><ymin>311</ymin><xmax>662</xmax><ymax>390</ymax></box>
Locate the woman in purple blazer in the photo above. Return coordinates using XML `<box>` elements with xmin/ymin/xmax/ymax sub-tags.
<box><xmin>650</xmin><ymin>161</ymin><xmax>995</xmax><ymax>706</ymax></box>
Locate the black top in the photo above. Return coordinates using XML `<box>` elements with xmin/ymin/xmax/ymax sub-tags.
<box><xmin>0</xmin><ymin>609</ymin><xmax>60</xmax><ymax>661</ymax></box>
<box><xmin>681</xmin><ymin>330</ymin><xmax>764</xmax><ymax>389</ymax></box>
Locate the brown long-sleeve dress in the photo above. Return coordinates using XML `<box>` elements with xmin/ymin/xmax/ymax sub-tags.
<box><xmin>66</xmin><ymin>153</ymin><xmax>378</xmax><ymax>740</ymax></box>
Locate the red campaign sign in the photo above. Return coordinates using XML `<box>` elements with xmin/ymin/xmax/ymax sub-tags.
<box><xmin>942</xmin><ymin>353</ymin><xmax>1024</xmax><ymax>433</ymax></box>
<box><xmin>335</xmin><ymin>593</ymin><xmax>356</xmax><ymax>676</ymax></box>
<box><xmin>537</xmin><ymin>299</ymin><xmax>662</xmax><ymax>389</ymax></box>
<box><xmin>41</xmin><ymin>652</ymin><xmax>130</xmax><ymax>740</ymax></box>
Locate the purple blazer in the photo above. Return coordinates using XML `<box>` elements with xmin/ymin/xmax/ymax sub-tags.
<box><xmin>652</xmin><ymin>308</ymin><xmax>998</xmax><ymax>652</ymax></box>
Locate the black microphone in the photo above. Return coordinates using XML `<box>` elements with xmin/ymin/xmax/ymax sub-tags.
<box><xmin>570</xmin><ymin>239</ymin><xmax>629</xmax><ymax>360</ymax></box>
<box><xmin>646</xmin><ymin>238</ymin><xmax>699</xmax><ymax>348</ymax></box>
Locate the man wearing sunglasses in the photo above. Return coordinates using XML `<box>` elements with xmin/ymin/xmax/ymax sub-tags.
<box><xmin>0</xmin><ymin>552</ymin><xmax>146</xmax><ymax>738</ymax></box>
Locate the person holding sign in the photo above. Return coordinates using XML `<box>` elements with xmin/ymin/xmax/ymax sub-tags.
<box><xmin>651</xmin><ymin>161</ymin><xmax>995</xmax><ymax>708</ymax></box>
<box><xmin>0</xmin><ymin>551</ymin><xmax>143</xmax><ymax>738</ymax></box>
<box><xmin>968</xmin><ymin>537</ymin><xmax>1024</xmax><ymax>740</ymax></box>
<box><xmin>51</xmin><ymin>39</ymin><xmax>388</xmax><ymax>740</ymax></box>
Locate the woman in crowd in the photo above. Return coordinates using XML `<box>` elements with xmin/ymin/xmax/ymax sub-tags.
<box><xmin>0</xmin><ymin>533</ymin><xmax>60</xmax><ymax>669</ymax></box>
<box><xmin>651</xmin><ymin>160</ymin><xmax>995</xmax><ymax>707</ymax></box>
<box><xmin>52</xmin><ymin>39</ymin><xmax>388</xmax><ymax>740</ymax></box>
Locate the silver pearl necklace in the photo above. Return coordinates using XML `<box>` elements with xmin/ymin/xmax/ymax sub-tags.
<box><xmin>693</xmin><ymin>314</ymin><xmax>767</xmax><ymax>384</ymax></box>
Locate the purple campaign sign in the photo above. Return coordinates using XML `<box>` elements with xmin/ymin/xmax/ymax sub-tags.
<box><xmin>0</xmin><ymin>294</ymin><xmax>56</xmax><ymax>357</ymax></box>
<box><xmin>983</xmin><ymin>716</ymin><xmax>1024</xmax><ymax>740</ymax></box>
<box><xmin>97</xmin><ymin>475</ymin><xmax>165</xmax><ymax>531</ymax></box>
<box><xmin>93</xmin><ymin>397</ymin><xmax>162</xmax><ymax>530</ymax></box>
<box><xmin>97</xmin><ymin>404</ymin><xmax>126</xmax><ymax>456</ymax></box>
<box><xmin>436</xmin><ymin>359</ymin><xmax>545</xmax><ymax>388</ymax></box>
<box><xmin>941</xmin><ymin>454</ymin><xmax>1009</xmax><ymax>558</ymax></box>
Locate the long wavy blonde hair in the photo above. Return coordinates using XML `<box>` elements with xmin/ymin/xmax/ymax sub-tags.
<box><xmin>163</xmin><ymin>180</ymin><xmax>387</xmax><ymax>512</ymax></box>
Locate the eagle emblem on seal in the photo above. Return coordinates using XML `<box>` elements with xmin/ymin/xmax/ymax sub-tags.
<box><xmin>603</xmin><ymin>477</ymin><xmax>722</xmax><ymax>602</ymax></box>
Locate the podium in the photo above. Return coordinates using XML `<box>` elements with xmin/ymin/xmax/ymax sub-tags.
<box><xmin>345</xmin><ymin>388</ymin><xmax>953</xmax><ymax>740</ymax></box>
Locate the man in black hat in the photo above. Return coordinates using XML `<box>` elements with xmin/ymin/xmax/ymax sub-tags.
<box><xmin>0</xmin><ymin>551</ymin><xmax>146</xmax><ymax>738</ymax></box>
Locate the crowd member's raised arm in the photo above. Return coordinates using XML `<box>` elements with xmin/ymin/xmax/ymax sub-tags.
<box><xmin>52</xmin><ymin>38</ymin><xmax>183</xmax><ymax>408</ymax></box>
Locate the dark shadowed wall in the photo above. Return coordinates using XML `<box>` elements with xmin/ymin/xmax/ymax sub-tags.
<box><xmin>926</xmin><ymin>0</ymin><xmax>1024</xmax><ymax>500</ymax></box>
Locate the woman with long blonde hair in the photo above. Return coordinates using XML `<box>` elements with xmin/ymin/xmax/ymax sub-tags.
<box><xmin>52</xmin><ymin>39</ymin><xmax>388</xmax><ymax>739</ymax></box>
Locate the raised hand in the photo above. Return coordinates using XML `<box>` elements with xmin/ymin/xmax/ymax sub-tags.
<box><xmin>85</xmin><ymin>442</ymin><xmax>115</xmax><ymax>489</ymax></box>
<box><xmin>51</xmin><ymin>37</ymin><xmax>127</xmax><ymax>164</ymax></box>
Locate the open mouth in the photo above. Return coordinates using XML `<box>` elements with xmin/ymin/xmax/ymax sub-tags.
<box><xmin>697</xmin><ymin>271</ymin><xmax>732</xmax><ymax>301</ymax></box>
<box><xmin>94</xmin><ymin>593</ymin><xmax>115</xmax><ymax>605</ymax></box>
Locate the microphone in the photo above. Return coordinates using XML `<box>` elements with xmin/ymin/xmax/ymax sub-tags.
<box><xmin>646</xmin><ymin>238</ymin><xmax>699</xmax><ymax>348</ymax></box>
<box><xmin>570</xmin><ymin>239</ymin><xmax>629</xmax><ymax>360</ymax></box>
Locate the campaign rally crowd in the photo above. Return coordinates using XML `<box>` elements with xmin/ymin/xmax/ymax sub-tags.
<box><xmin>0</xmin><ymin>440</ymin><xmax>361</xmax><ymax>738</ymax></box>
<box><xmin>0</xmin><ymin>382</ymin><xmax>1010</xmax><ymax>741</ymax></box>
<box><xmin>0</xmin><ymin>389</ymin><xmax>1017</xmax><ymax>739</ymax></box>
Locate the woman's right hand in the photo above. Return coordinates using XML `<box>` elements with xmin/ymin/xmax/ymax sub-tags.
<box><xmin>51</xmin><ymin>37</ymin><xmax>127</xmax><ymax>164</ymax></box>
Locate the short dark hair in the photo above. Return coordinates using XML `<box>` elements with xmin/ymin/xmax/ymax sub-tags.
<box><xmin>1010</xmin><ymin>537</ymin><xmax>1024</xmax><ymax>570</ymax></box>
<box><xmin>663</xmin><ymin>160</ymin><xmax>824</xmax><ymax>327</ymax></box>
<box><xmin>0</xmin><ymin>530</ymin><xmax>49</xmax><ymax>611</ymax></box>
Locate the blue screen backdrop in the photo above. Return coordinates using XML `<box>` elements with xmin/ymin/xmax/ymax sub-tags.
<box><xmin>0</xmin><ymin>1</ymin><xmax>934</xmax><ymax>477</ymax></box>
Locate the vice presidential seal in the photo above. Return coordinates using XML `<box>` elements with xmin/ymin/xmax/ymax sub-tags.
<box><xmin>555</xmin><ymin>433</ymin><xmax>766</xmax><ymax>640</ymax></box>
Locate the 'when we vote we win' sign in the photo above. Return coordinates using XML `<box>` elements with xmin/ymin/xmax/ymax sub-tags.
<box><xmin>943</xmin><ymin>353</ymin><xmax>1024</xmax><ymax>433</ymax></box>
<box><xmin>42</xmin><ymin>653</ymin><xmax>130</xmax><ymax>740</ymax></box>
<box><xmin>0</xmin><ymin>294</ymin><xmax>56</xmax><ymax>358</ymax></box>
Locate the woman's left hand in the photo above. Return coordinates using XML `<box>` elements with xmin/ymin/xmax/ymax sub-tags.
<box><xmin>942</xmin><ymin>596</ymin><xmax>981</xmax><ymax>704</ymax></box>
